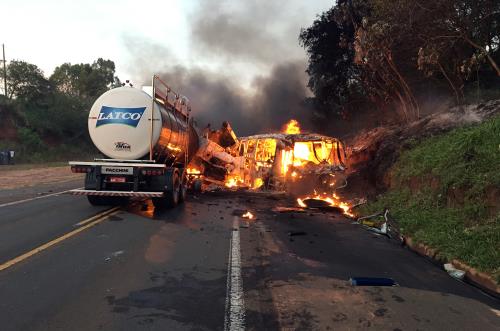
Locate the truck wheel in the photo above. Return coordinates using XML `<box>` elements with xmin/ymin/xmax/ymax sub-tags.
<box><xmin>165</xmin><ymin>171</ymin><xmax>180</xmax><ymax>208</ymax></box>
<box><xmin>179</xmin><ymin>182</ymin><xmax>187</xmax><ymax>203</ymax></box>
<box><xmin>193</xmin><ymin>179</ymin><xmax>203</xmax><ymax>193</ymax></box>
<box><xmin>152</xmin><ymin>170</ymin><xmax>180</xmax><ymax>209</ymax></box>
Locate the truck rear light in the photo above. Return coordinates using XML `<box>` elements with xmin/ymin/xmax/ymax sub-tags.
<box><xmin>141</xmin><ymin>169</ymin><xmax>165</xmax><ymax>176</ymax></box>
<box><xmin>71</xmin><ymin>166</ymin><xmax>91</xmax><ymax>173</ymax></box>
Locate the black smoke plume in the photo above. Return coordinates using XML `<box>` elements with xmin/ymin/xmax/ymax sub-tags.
<box><xmin>124</xmin><ymin>1</ymin><xmax>331</xmax><ymax>135</ymax></box>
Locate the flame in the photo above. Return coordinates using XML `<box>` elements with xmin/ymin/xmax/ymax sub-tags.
<box><xmin>187</xmin><ymin>167</ymin><xmax>201</xmax><ymax>175</ymax></box>
<box><xmin>279</xmin><ymin>135</ymin><xmax>340</xmax><ymax>175</ymax></box>
<box><xmin>297</xmin><ymin>194</ymin><xmax>354</xmax><ymax>217</ymax></box>
<box><xmin>281</xmin><ymin>149</ymin><xmax>293</xmax><ymax>175</ymax></box>
<box><xmin>253</xmin><ymin>178</ymin><xmax>264</xmax><ymax>189</ymax></box>
<box><xmin>225</xmin><ymin>176</ymin><xmax>244</xmax><ymax>188</ymax></box>
<box><xmin>167</xmin><ymin>143</ymin><xmax>182</xmax><ymax>152</ymax></box>
<box><xmin>225</xmin><ymin>178</ymin><xmax>238</xmax><ymax>188</ymax></box>
<box><xmin>293</xmin><ymin>142</ymin><xmax>311</xmax><ymax>167</ymax></box>
<box><xmin>283</xmin><ymin>119</ymin><xmax>301</xmax><ymax>134</ymax></box>
<box><xmin>297</xmin><ymin>198</ymin><xmax>307</xmax><ymax>208</ymax></box>
<box><xmin>242</xmin><ymin>211</ymin><xmax>254</xmax><ymax>219</ymax></box>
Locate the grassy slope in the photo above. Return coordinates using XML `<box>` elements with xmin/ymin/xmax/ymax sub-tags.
<box><xmin>361</xmin><ymin>116</ymin><xmax>500</xmax><ymax>281</ymax></box>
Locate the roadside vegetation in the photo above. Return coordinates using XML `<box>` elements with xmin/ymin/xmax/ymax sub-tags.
<box><xmin>0</xmin><ymin>59</ymin><xmax>120</xmax><ymax>163</ymax></box>
<box><xmin>361</xmin><ymin>116</ymin><xmax>500</xmax><ymax>281</ymax></box>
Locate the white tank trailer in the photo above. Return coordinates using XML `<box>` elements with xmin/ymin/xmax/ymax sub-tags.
<box><xmin>69</xmin><ymin>76</ymin><xmax>200</xmax><ymax>208</ymax></box>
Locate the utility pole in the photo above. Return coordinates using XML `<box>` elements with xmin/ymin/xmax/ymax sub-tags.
<box><xmin>2</xmin><ymin>44</ymin><xmax>7</xmax><ymax>97</ymax></box>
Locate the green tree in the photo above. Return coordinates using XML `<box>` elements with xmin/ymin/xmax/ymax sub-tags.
<box><xmin>299</xmin><ymin>0</ymin><xmax>372</xmax><ymax>127</ymax></box>
<box><xmin>50</xmin><ymin>58</ymin><xmax>119</xmax><ymax>104</ymax></box>
<box><xmin>6</xmin><ymin>60</ymin><xmax>52</xmax><ymax>102</ymax></box>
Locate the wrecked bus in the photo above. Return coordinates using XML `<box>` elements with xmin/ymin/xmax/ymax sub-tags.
<box><xmin>229</xmin><ymin>133</ymin><xmax>347</xmax><ymax>193</ymax></box>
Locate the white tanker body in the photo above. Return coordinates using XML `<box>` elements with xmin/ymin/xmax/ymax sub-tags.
<box><xmin>69</xmin><ymin>76</ymin><xmax>199</xmax><ymax>208</ymax></box>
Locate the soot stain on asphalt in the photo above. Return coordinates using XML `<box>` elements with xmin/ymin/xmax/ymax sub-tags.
<box><xmin>108</xmin><ymin>215</ymin><xmax>123</xmax><ymax>222</ymax></box>
<box><xmin>108</xmin><ymin>273</ymin><xmax>226</xmax><ymax>329</ymax></box>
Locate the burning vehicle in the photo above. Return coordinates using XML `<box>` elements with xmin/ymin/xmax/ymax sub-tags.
<box><xmin>185</xmin><ymin>121</ymin><xmax>239</xmax><ymax>191</ymax></box>
<box><xmin>184</xmin><ymin>119</ymin><xmax>354</xmax><ymax>216</ymax></box>
<box><xmin>222</xmin><ymin>119</ymin><xmax>354</xmax><ymax>215</ymax></box>
<box><xmin>228</xmin><ymin>120</ymin><xmax>347</xmax><ymax>193</ymax></box>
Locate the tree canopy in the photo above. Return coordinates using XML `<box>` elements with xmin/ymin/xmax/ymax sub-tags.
<box><xmin>6</xmin><ymin>60</ymin><xmax>52</xmax><ymax>102</ymax></box>
<box><xmin>50</xmin><ymin>58</ymin><xmax>121</xmax><ymax>103</ymax></box>
<box><xmin>300</xmin><ymin>0</ymin><xmax>500</xmax><ymax>123</ymax></box>
<box><xmin>1</xmin><ymin>58</ymin><xmax>120</xmax><ymax>157</ymax></box>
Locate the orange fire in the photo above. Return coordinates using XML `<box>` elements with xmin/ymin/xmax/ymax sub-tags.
<box><xmin>225</xmin><ymin>176</ymin><xmax>244</xmax><ymax>188</ymax></box>
<box><xmin>167</xmin><ymin>143</ymin><xmax>182</xmax><ymax>152</ymax></box>
<box><xmin>297</xmin><ymin>194</ymin><xmax>354</xmax><ymax>217</ymax></box>
<box><xmin>187</xmin><ymin>167</ymin><xmax>201</xmax><ymax>175</ymax></box>
<box><xmin>253</xmin><ymin>178</ymin><xmax>264</xmax><ymax>189</ymax></box>
<box><xmin>242</xmin><ymin>211</ymin><xmax>254</xmax><ymax>219</ymax></box>
<box><xmin>283</xmin><ymin>119</ymin><xmax>301</xmax><ymax>134</ymax></box>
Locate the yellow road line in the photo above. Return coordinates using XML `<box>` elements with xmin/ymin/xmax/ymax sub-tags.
<box><xmin>0</xmin><ymin>208</ymin><xmax>121</xmax><ymax>272</ymax></box>
<box><xmin>75</xmin><ymin>207</ymin><xmax>120</xmax><ymax>226</ymax></box>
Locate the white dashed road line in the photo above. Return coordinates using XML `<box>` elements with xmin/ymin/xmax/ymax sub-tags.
<box><xmin>224</xmin><ymin>217</ymin><xmax>246</xmax><ymax>331</ymax></box>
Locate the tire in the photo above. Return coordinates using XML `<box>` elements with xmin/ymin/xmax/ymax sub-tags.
<box><xmin>178</xmin><ymin>181</ymin><xmax>187</xmax><ymax>203</ymax></box>
<box><xmin>192</xmin><ymin>179</ymin><xmax>203</xmax><ymax>193</ymax></box>
<box><xmin>152</xmin><ymin>169</ymin><xmax>180</xmax><ymax>209</ymax></box>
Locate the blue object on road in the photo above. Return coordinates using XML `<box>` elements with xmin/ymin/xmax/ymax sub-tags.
<box><xmin>349</xmin><ymin>277</ymin><xmax>397</xmax><ymax>286</ymax></box>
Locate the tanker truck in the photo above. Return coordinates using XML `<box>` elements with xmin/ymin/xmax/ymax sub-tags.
<box><xmin>69</xmin><ymin>76</ymin><xmax>200</xmax><ymax>208</ymax></box>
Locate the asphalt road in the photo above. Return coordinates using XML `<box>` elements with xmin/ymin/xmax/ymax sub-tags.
<box><xmin>0</xmin><ymin>184</ymin><xmax>499</xmax><ymax>330</ymax></box>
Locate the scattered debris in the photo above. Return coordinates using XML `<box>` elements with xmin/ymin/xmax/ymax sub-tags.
<box><xmin>301</xmin><ymin>198</ymin><xmax>333</xmax><ymax>209</ymax></box>
<box><xmin>444</xmin><ymin>263</ymin><xmax>466</xmax><ymax>280</ymax></box>
<box><xmin>297</xmin><ymin>194</ymin><xmax>354</xmax><ymax>217</ymax></box>
<box><xmin>349</xmin><ymin>277</ymin><xmax>397</xmax><ymax>286</ymax></box>
<box><xmin>111</xmin><ymin>250</ymin><xmax>124</xmax><ymax>257</ymax></box>
<box><xmin>356</xmin><ymin>209</ymin><xmax>403</xmax><ymax>242</ymax></box>
<box><xmin>368</xmin><ymin>222</ymin><xmax>388</xmax><ymax>235</ymax></box>
<box><xmin>105</xmin><ymin>250</ymin><xmax>125</xmax><ymax>261</ymax></box>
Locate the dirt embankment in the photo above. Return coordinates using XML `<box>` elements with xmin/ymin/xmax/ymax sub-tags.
<box><xmin>0</xmin><ymin>166</ymin><xmax>83</xmax><ymax>190</ymax></box>
<box><xmin>344</xmin><ymin>99</ymin><xmax>500</xmax><ymax>197</ymax></box>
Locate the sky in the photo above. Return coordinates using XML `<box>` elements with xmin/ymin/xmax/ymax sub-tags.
<box><xmin>0</xmin><ymin>0</ymin><xmax>334</xmax><ymax>133</ymax></box>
